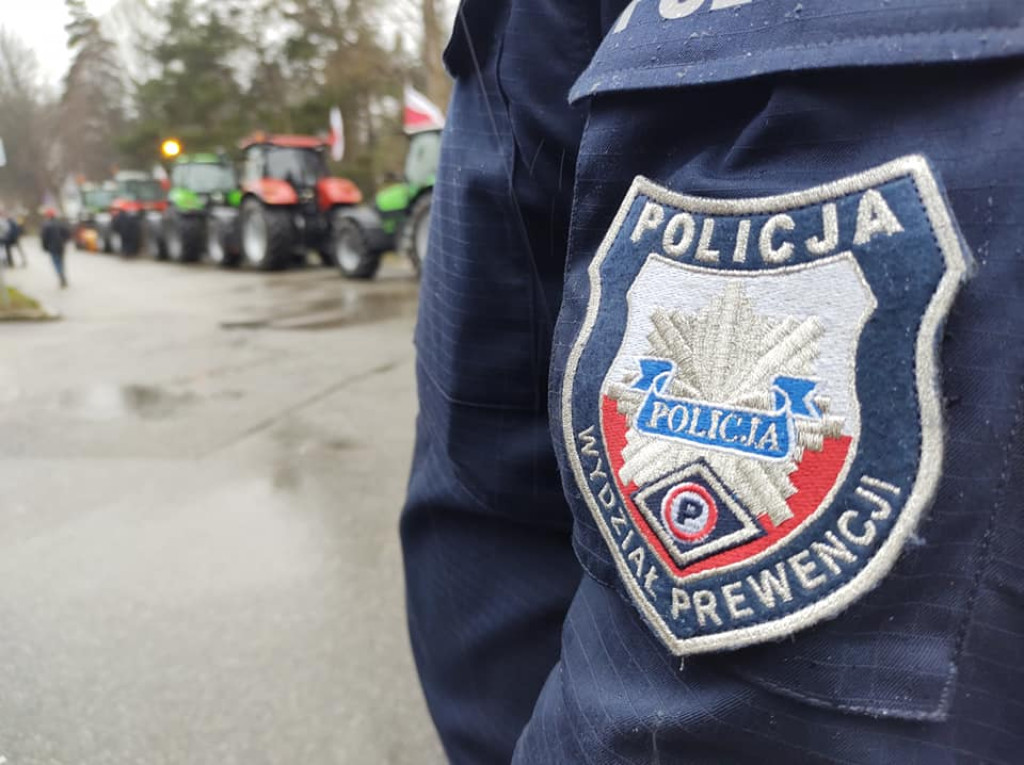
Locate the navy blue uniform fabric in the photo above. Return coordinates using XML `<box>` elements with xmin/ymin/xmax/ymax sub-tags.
<box><xmin>402</xmin><ymin>1</ymin><xmax>1024</xmax><ymax>762</ymax></box>
<box><xmin>400</xmin><ymin>2</ymin><xmax>630</xmax><ymax>761</ymax></box>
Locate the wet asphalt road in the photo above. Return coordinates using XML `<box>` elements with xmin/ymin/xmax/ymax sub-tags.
<box><xmin>0</xmin><ymin>240</ymin><xmax>444</xmax><ymax>764</ymax></box>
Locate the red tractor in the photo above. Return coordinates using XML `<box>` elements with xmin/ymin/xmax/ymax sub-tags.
<box><xmin>238</xmin><ymin>132</ymin><xmax>363</xmax><ymax>270</ymax></box>
<box><xmin>104</xmin><ymin>171</ymin><xmax>169</xmax><ymax>256</ymax></box>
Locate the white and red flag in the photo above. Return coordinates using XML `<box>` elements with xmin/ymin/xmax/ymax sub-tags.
<box><xmin>403</xmin><ymin>85</ymin><xmax>445</xmax><ymax>134</ymax></box>
<box><xmin>329</xmin><ymin>106</ymin><xmax>345</xmax><ymax>162</ymax></box>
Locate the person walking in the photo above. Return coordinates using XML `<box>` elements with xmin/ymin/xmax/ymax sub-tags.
<box><xmin>40</xmin><ymin>208</ymin><xmax>70</xmax><ymax>288</ymax></box>
<box><xmin>0</xmin><ymin>213</ymin><xmax>11</xmax><ymax>268</ymax></box>
<box><xmin>4</xmin><ymin>213</ymin><xmax>27</xmax><ymax>267</ymax></box>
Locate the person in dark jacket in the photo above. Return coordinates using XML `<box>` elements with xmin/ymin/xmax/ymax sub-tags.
<box><xmin>40</xmin><ymin>208</ymin><xmax>70</xmax><ymax>288</ymax></box>
<box><xmin>0</xmin><ymin>213</ymin><xmax>10</xmax><ymax>268</ymax></box>
<box><xmin>4</xmin><ymin>214</ymin><xmax>27</xmax><ymax>268</ymax></box>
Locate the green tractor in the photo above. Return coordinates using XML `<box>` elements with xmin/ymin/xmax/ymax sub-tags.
<box><xmin>152</xmin><ymin>154</ymin><xmax>241</xmax><ymax>264</ymax></box>
<box><xmin>332</xmin><ymin>127</ymin><xmax>441</xmax><ymax>279</ymax></box>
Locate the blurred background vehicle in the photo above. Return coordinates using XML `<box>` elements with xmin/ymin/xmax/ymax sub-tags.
<box><xmin>0</xmin><ymin>2</ymin><xmax>456</xmax><ymax>763</ymax></box>
<box><xmin>106</xmin><ymin>170</ymin><xmax>168</xmax><ymax>256</ymax></box>
<box><xmin>238</xmin><ymin>133</ymin><xmax>362</xmax><ymax>271</ymax></box>
<box><xmin>334</xmin><ymin>126</ymin><xmax>440</xmax><ymax>280</ymax></box>
<box><xmin>72</xmin><ymin>182</ymin><xmax>116</xmax><ymax>252</ymax></box>
<box><xmin>392</xmin><ymin>126</ymin><xmax>440</xmax><ymax>275</ymax></box>
<box><xmin>155</xmin><ymin>153</ymin><xmax>241</xmax><ymax>264</ymax></box>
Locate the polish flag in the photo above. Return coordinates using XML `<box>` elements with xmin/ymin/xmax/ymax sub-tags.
<box><xmin>403</xmin><ymin>85</ymin><xmax>445</xmax><ymax>134</ymax></box>
<box><xmin>329</xmin><ymin>106</ymin><xmax>345</xmax><ymax>161</ymax></box>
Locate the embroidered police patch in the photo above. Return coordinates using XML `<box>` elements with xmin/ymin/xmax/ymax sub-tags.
<box><xmin>563</xmin><ymin>156</ymin><xmax>968</xmax><ymax>655</ymax></box>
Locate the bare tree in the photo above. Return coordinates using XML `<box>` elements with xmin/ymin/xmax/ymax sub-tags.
<box><xmin>61</xmin><ymin>0</ymin><xmax>128</xmax><ymax>181</ymax></box>
<box><xmin>0</xmin><ymin>29</ymin><xmax>59</xmax><ymax>210</ymax></box>
<box><xmin>420</xmin><ymin>0</ymin><xmax>450</xmax><ymax>111</ymax></box>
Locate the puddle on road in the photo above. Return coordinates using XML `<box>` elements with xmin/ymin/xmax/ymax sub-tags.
<box><xmin>56</xmin><ymin>384</ymin><xmax>198</xmax><ymax>421</ymax></box>
<box><xmin>221</xmin><ymin>287</ymin><xmax>418</xmax><ymax>332</ymax></box>
<box><xmin>267</xmin><ymin>422</ymin><xmax>360</xmax><ymax>491</ymax></box>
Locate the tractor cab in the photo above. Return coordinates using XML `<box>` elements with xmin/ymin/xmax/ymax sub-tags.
<box><xmin>265</xmin><ymin>143</ymin><xmax>325</xmax><ymax>190</ymax></box>
<box><xmin>404</xmin><ymin>128</ymin><xmax>442</xmax><ymax>188</ymax></box>
<box><xmin>170</xmin><ymin>155</ymin><xmax>239</xmax><ymax>208</ymax></box>
<box><xmin>105</xmin><ymin>171</ymin><xmax>167</xmax><ymax>255</ymax></box>
<box><xmin>240</xmin><ymin>133</ymin><xmax>358</xmax><ymax>212</ymax></box>
<box><xmin>373</xmin><ymin>128</ymin><xmax>441</xmax><ymax>272</ymax></box>
<box><xmin>238</xmin><ymin>133</ymin><xmax>362</xmax><ymax>270</ymax></box>
<box><xmin>113</xmin><ymin>172</ymin><xmax>167</xmax><ymax>211</ymax></box>
<box><xmin>153</xmin><ymin>154</ymin><xmax>242</xmax><ymax>263</ymax></box>
<box><xmin>331</xmin><ymin>126</ymin><xmax>442</xmax><ymax>280</ymax></box>
<box><xmin>375</xmin><ymin>128</ymin><xmax>441</xmax><ymax>233</ymax></box>
<box><xmin>163</xmin><ymin>154</ymin><xmax>243</xmax><ymax>266</ymax></box>
<box><xmin>81</xmin><ymin>185</ymin><xmax>116</xmax><ymax>217</ymax></box>
<box><xmin>72</xmin><ymin>182</ymin><xmax>117</xmax><ymax>251</ymax></box>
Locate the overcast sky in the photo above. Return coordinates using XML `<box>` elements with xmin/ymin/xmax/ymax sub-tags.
<box><xmin>4</xmin><ymin>0</ymin><xmax>120</xmax><ymax>85</ymax></box>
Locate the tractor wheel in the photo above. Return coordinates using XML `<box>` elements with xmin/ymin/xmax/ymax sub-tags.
<box><xmin>333</xmin><ymin>213</ymin><xmax>381</xmax><ymax>280</ymax></box>
<box><xmin>400</xmin><ymin>190</ymin><xmax>433</xmax><ymax>277</ymax></box>
<box><xmin>145</xmin><ymin>219</ymin><xmax>167</xmax><ymax>260</ymax></box>
<box><xmin>118</xmin><ymin>218</ymin><xmax>142</xmax><ymax>256</ymax></box>
<box><xmin>166</xmin><ymin>213</ymin><xmax>205</xmax><ymax>263</ymax></box>
<box><xmin>316</xmin><ymin>244</ymin><xmax>335</xmax><ymax>268</ymax></box>
<box><xmin>241</xmin><ymin>199</ymin><xmax>293</xmax><ymax>271</ymax></box>
<box><xmin>207</xmin><ymin>217</ymin><xmax>238</xmax><ymax>268</ymax></box>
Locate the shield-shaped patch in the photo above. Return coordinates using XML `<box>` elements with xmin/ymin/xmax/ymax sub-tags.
<box><xmin>563</xmin><ymin>156</ymin><xmax>968</xmax><ymax>655</ymax></box>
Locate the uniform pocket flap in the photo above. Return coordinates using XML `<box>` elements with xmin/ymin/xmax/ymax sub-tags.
<box><xmin>570</xmin><ymin>0</ymin><xmax>1024</xmax><ymax>102</ymax></box>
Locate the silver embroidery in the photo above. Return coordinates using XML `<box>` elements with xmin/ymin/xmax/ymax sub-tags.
<box><xmin>607</xmin><ymin>283</ymin><xmax>843</xmax><ymax>526</ymax></box>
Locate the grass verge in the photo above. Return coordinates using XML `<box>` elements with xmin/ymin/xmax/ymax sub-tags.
<box><xmin>2</xmin><ymin>286</ymin><xmax>41</xmax><ymax>311</ymax></box>
<box><xmin>0</xmin><ymin>285</ymin><xmax>56</xmax><ymax>321</ymax></box>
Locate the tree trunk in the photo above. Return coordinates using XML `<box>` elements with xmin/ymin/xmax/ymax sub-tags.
<box><xmin>421</xmin><ymin>0</ymin><xmax>450</xmax><ymax>112</ymax></box>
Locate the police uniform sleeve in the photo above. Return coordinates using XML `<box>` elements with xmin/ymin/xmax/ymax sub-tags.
<box><xmin>399</xmin><ymin>1</ymin><xmax>631</xmax><ymax>762</ymax></box>
<box><xmin>514</xmin><ymin>1</ymin><xmax>1024</xmax><ymax>763</ymax></box>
